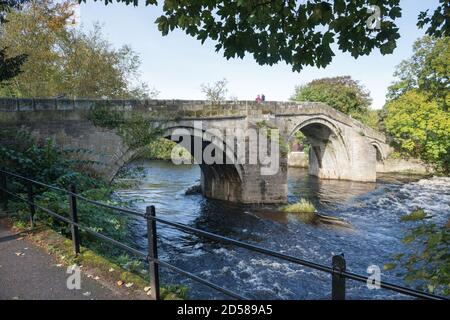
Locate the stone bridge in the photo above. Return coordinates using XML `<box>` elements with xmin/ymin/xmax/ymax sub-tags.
<box><xmin>0</xmin><ymin>98</ymin><xmax>391</xmax><ymax>203</ymax></box>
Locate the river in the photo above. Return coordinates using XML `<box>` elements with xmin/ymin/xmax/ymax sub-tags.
<box><xmin>113</xmin><ymin>160</ymin><xmax>450</xmax><ymax>299</ymax></box>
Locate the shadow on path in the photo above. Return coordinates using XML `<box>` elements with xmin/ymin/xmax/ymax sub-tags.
<box><xmin>0</xmin><ymin>216</ymin><xmax>124</xmax><ymax>300</ymax></box>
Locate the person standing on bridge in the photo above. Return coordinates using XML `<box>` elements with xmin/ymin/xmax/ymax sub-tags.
<box><xmin>255</xmin><ymin>94</ymin><xmax>261</xmax><ymax>103</ymax></box>
<box><xmin>261</xmin><ymin>94</ymin><xmax>266</xmax><ymax>102</ymax></box>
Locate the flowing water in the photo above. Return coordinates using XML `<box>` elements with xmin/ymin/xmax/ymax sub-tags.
<box><xmin>114</xmin><ymin>160</ymin><xmax>450</xmax><ymax>299</ymax></box>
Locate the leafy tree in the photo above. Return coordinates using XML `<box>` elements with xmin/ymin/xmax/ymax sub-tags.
<box><xmin>0</xmin><ymin>0</ymin><xmax>154</xmax><ymax>98</ymax></box>
<box><xmin>417</xmin><ymin>0</ymin><xmax>449</xmax><ymax>38</ymax></box>
<box><xmin>0</xmin><ymin>0</ymin><xmax>28</xmax><ymax>83</ymax></box>
<box><xmin>135</xmin><ymin>138</ymin><xmax>191</xmax><ymax>161</ymax></box>
<box><xmin>384</xmin><ymin>90</ymin><xmax>450</xmax><ymax>173</ymax></box>
<box><xmin>387</xmin><ymin>36</ymin><xmax>449</xmax><ymax>110</ymax></box>
<box><xmin>201</xmin><ymin>78</ymin><xmax>228</xmax><ymax>102</ymax></box>
<box><xmin>386</xmin><ymin>208</ymin><xmax>450</xmax><ymax>296</ymax></box>
<box><xmin>90</xmin><ymin>0</ymin><xmax>447</xmax><ymax>72</ymax></box>
<box><xmin>291</xmin><ymin>76</ymin><xmax>378</xmax><ymax>127</ymax></box>
<box><xmin>0</xmin><ymin>48</ymin><xmax>27</xmax><ymax>83</ymax></box>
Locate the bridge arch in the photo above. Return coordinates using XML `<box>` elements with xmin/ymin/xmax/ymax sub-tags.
<box><xmin>369</xmin><ymin>140</ymin><xmax>386</xmax><ymax>163</ymax></box>
<box><xmin>162</xmin><ymin>125</ymin><xmax>245</xmax><ymax>202</ymax></box>
<box><xmin>0</xmin><ymin>97</ymin><xmax>393</xmax><ymax>202</ymax></box>
<box><xmin>287</xmin><ymin>117</ymin><xmax>351</xmax><ymax>180</ymax></box>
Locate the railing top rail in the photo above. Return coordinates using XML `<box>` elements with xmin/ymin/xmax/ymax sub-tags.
<box><xmin>0</xmin><ymin>168</ymin><xmax>446</xmax><ymax>301</ymax></box>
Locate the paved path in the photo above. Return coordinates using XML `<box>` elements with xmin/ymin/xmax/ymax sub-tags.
<box><xmin>0</xmin><ymin>217</ymin><xmax>123</xmax><ymax>300</ymax></box>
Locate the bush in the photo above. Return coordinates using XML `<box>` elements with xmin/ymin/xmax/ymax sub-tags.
<box><xmin>0</xmin><ymin>129</ymin><xmax>128</xmax><ymax>266</ymax></box>
<box><xmin>386</xmin><ymin>208</ymin><xmax>450</xmax><ymax>296</ymax></box>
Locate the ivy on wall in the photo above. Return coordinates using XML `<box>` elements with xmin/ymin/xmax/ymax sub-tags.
<box><xmin>88</xmin><ymin>105</ymin><xmax>164</xmax><ymax>150</ymax></box>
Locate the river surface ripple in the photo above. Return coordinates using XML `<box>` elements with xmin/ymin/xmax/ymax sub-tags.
<box><xmin>113</xmin><ymin>160</ymin><xmax>450</xmax><ymax>299</ymax></box>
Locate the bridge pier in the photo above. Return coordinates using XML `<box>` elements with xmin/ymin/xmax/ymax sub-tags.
<box><xmin>199</xmin><ymin>162</ymin><xmax>288</xmax><ymax>204</ymax></box>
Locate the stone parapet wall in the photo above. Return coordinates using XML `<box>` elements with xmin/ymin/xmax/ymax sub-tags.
<box><xmin>0</xmin><ymin>97</ymin><xmax>386</xmax><ymax>143</ymax></box>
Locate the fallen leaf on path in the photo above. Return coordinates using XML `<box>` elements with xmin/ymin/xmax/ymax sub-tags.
<box><xmin>125</xmin><ymin>283</ymin><xmax>134</xmax><ymax>288</ymax></box>
<box><xmin>144</xmin><ymin>286</ymin><xmax>151</xmax><ymax>292</ymax></box>
<box><xmin>117</xmin><ymin>281</ymin><xmax>123</xmax><ymax>287</ymax></box>
<box><xmin>56</xmin><ymin>264</ymin><xmax>63</xmax><ymax>267</ymax></box>
<box><xmin>15</xmin><ymin>252</ymin><xmax>25</xmax><ymax>256</ymax></box>
<box><xmin>108</xmin><ymin>268</ymin><xmax>115</xmax><ymax>272</ymax></box>
<box><xmin>94</xmin><ymin>276</ymin><xmax>100</xmax><ymax>280</ymax></box>
<box><xmin>83</xmin><ymin>292</ymin><xmax>91</xmax><ymax>297</ymax></box>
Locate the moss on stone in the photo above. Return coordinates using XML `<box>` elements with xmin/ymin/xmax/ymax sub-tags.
<box><xmin>400</xmin><ymin>208</ymin><xmax>428</xmax><ymax>222</ymax></box>
<box><xmin>280</xmin><ymin>199</ymin><xmax>317</xmax><ymax>213</ymax></box>
<box><xmin>279</xmin><ymin>199</ymin><xmax>318</xmax><ymax>224</ymax></box>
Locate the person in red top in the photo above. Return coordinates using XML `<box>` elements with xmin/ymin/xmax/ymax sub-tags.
<box><xmin>255</xmin><ymin>94</ymin><xmax>261</xmax><ymax>103</ymax></box>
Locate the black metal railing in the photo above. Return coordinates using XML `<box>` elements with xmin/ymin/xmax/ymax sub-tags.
<box><xmin>0</xmin><ymin>169</ymin><xmax>446</xmax><ymax>301</ymax></box>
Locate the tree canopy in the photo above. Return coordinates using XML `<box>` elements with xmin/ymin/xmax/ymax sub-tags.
<box><xmin>89</xmin><ymin>0</ymin><xmax>449</xmax><ymax>71</ymax></box>
<box><xmin>0</xmin><ymin>0</ymin><xmax>154</xmax><ymax>98</ymax></box>
<box><xmin>0</xmin><ymin>48</ymin><xmax>27</xmax><ymax>83</ymax></box>
<box><xmin>0</xmin><ymin>0</ymin><xmax>28</xmax><ymax>83</ymax></box>
<box><xmin>383</xmin><ymin>35</ymin><xmax>449</xmax><ymax>172</ymax></box>
<box><xmin>290</xmin><ymin>76</ymin><xmax>378</xmax><ymax>128</ymax></box>
<box><xmin>384</xmin><ymin>90</ymin><xmax>449</xmax><ymax>173</ymax></box>
<box><xmin>387</xmin><ymin>36</ymin><xmax>449</xmax><ymax>110</ymax></box>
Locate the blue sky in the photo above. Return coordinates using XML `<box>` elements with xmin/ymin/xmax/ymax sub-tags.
<box><xmin>79</xmin><ymin>1</ymin><xmax>439</xmax><ymax>109</ymax></box>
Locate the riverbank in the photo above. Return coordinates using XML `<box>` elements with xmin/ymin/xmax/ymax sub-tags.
<box><xmin>0</xmin><ymin>214</ymin><xmax>185</xmax><ymax>300</ymax></box>
<box><xmin>0</xmin><ymin>216</ymin><xmax>137</xmax><ymax>300</ymax></box>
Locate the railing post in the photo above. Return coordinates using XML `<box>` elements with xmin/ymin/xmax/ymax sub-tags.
<box><xmin>146</xmin><ymin>205</ymin><xmax>160</xmax><ymax>300</ymax></box>
<box><xmin>68</xmin><ymin>184</ymin><xmax>80</xmax><ymax>255</ymax></box>
<box><xmin>26</xmin><ymin>181</ymin><xmax>36</xmax><ymax>228</ymax></box>
<box><xmin>0</xmin><ymin>171</ymin><xmax>7</xmax><ymax>211</ymax></box>
<box><xmin>332</xmin><ymin>254</ymin><xmax>346</xmax><ymax>300</ymax></box>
